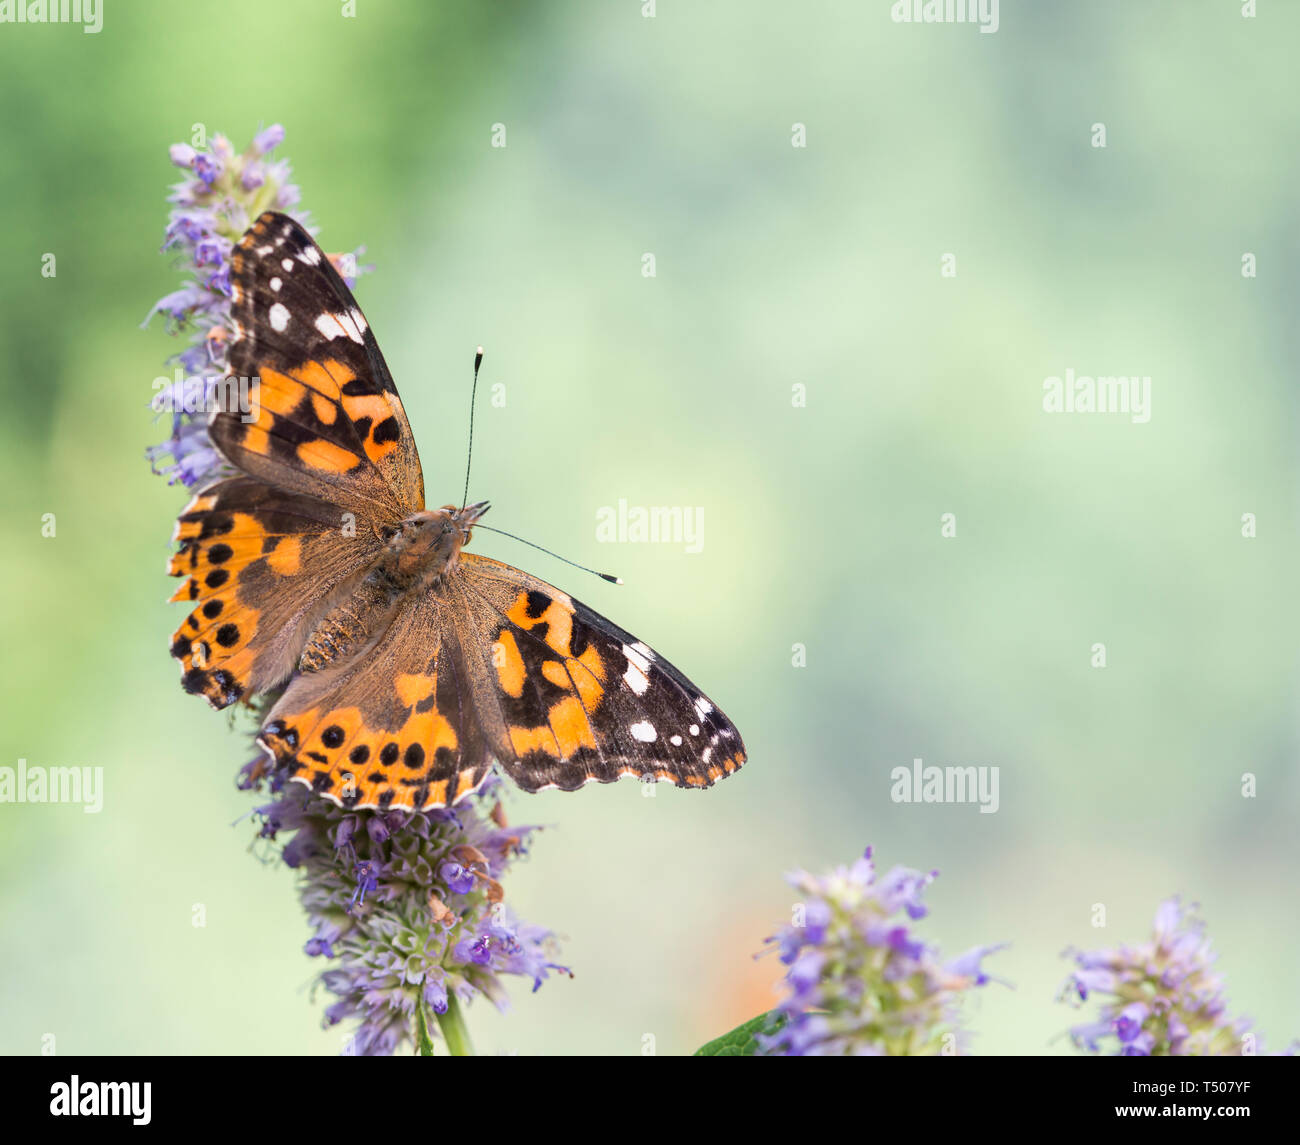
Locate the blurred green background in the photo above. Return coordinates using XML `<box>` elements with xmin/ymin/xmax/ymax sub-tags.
<box><xmin>2</xmin><ymin>0</ymin><xmax>1297</xmax><ymax>1056</ymax></box>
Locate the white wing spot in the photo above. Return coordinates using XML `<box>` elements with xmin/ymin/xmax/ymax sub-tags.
<box><xmin>670</xmin><ymin>734</ymin><xmax>683</xmax><ymax>747</ymax></box>
<box><xmin>256</xmin><ymin>244</ymin><xmax>272</xmax><ymax>256</ymax></box>
<box><xmin>315</xmin><ymin>312</ymin><xmax>347</xmax><ymax>340</ymax></box>
<box><xmin>334</xmin><ymin>311</ymin><xmax>364</xmax><ymax>344</ymax></box>
<box><xmin>689</xmin><ymin>724</ymin><xmax>699</xmax><ymax>736</ymax></box>
<box><xmin>269</xmin><ymin>302</ymin><xmax>290</xmax><ymax>332</ymax></box>
<box><xmin>298</xmin><ymin>245</ymin><xmax>322</xmax><ymax>266</ymax></box>
<box><xmin>622</xmin><ymin>643</ymin><xmax>652</xmax><ymax>696</ymax></box>
<box><xmin>630</xmin><ymin>721</ymin><xmax>657</xmax><ymax>743</ymax></box>
<box><xmin>269</xmin><ymin>277</ymin><xmax>282</xmax><ymax>292</ymax></box>
<box><xmin>694</xmin><ymin>697</ymin><xmax>713</xmax><ymax>718</ymax></box>
<box><xmin>349</xmin><ymin>307</ymin><xmax>368</xmax><ymax>334</ymax></box>
<box><xmin>702</xmin><ymin>746</ymin><xmax>713</xmax><ymax>763</ymax></box>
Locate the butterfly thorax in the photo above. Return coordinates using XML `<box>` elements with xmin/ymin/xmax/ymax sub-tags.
<box><xmin>297</xmin><ymin>504</ymin><xmax>487</xmax><ymax>675</ymax></box>
<box><xmin>383</xmin><ymin>508</ymin><xmax>471</xmax><ymax>583</ymax></box>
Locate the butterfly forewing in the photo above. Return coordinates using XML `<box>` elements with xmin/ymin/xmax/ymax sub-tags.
<box><xmin>216</xmin><ymin>211</ymin><xmax>424</xmax><ymax>519</ymax></box>
<box><xmin>453</xmin><ymin>554</ymin><xmax>746</xmax><ymax>794</ymax></box>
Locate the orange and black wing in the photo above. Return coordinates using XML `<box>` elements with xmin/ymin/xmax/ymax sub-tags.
<box><xmin>214</xmin><ymin>210</ymin><xmax>425</xmax><ymax>520</ymax></box>
<box><xmin>257</xmin><ymin>589</ymin><xmax>498</xmax><ymax>811</ymax></box>
<box><xmin>452</xmin><ymin>554</ymin><xmax>747</xmax><ymax>794</ymax></box>
<box><xmin>168</xmin><ymin>477</ymin><xmax>384</xmax><ymax>707</ymax></box>
<box><xmin>255</xmin><ymin>552</ymin><xmax>746</xmax><ymax>811</ymax></box>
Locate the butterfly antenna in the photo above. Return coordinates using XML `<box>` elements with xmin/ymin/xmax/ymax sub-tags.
<box><xmin>461</xmin><ymin>346</ymin><xmax>483</xmax><ymax>511</ymax></box>
<box><xmin>472</xmin><ymin>523</ymin><xmax>623</xmax><ymax>585</ymax></box>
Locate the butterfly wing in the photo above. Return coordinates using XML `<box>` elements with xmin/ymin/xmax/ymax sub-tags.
<box><xmin>170</xmin><ymin>211</ymin><xmax>424</xmax><ymax>707</ymax></box>
<box><xmin>452</xmin><ymin>553</ymin><xmax>747</xmax><ymax>793</ymax></box>
<box><xmin>257</xmin><ymin>589</ymin><xmax>496</xmax><ymax>811</ymax></box>
<box><xmin>168</xmin><ymin>477</ymin><xmax>384</xmax><ymax>707</ymax></box>
<box><xmin>256</xmin><ymin>552</ymin><xmax>745</xmax><ymax>811</ymax></box>
<box><xmin>214</xmin><ymin>210</ymin><xmax>425</xmax><ymax>520</ymax></box>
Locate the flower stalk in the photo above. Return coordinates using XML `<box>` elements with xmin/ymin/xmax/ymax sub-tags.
<box><xmin>435</xmin><ymin>993</ymin><xmax>475</xmax><ymax>1057</ymax></box>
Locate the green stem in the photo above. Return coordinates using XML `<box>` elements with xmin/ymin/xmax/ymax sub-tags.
<box><xmin>435</xmin><ymin>992</ymin><xmax>475</xmax><ymax>1056</ymax></box>
<box><xmin>415</xmin><ymin>993</ymin><xmax>436</xmax><ymax>1057</ymax></box>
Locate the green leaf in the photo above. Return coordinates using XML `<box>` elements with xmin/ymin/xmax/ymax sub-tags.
<box><xmin>693</xmin><ymin>1010</ymin><xmax>787</xmax><ymax>1056</ymax></box>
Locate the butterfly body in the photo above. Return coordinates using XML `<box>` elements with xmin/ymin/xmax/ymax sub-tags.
<box><xmin>168</xmin><ymin>211</ymin><xmax>746</xmax><ymax>811</ymax></box>
<box><xmin>297</xmin><ymin>502</ymin><xmax>485</xmax><ymax>672</ymax></box>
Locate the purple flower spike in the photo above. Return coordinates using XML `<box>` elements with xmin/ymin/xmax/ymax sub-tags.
<box><xmin>144</xmin><ymin>127</ymin><xmax>320</xmax><ymax>489</ymax></box>
<box><xmin>257</xmin><ymin>775</ymin><xmax>563</xmax><ymax>1055</ymax></box>
<box><xmin>761</xmin><ymin>846</ymin><xmax>1004</xmax><ymax>1055</ymax></box>
<box><xmin>1060</xmin><ymin>897</ymin><xmax>1298</xmax><ymax>1056</ymax></box>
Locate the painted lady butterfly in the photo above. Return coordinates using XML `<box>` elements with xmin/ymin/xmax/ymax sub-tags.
<box><xmin>168</xmin><ymin>211</ymin><xmax>746</xmax><ymax>811</ymax></box>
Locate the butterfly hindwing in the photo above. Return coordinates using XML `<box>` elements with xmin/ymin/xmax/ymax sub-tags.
<box><xmin>258</xmin><ymin>590</ymin><xmax>495</xmax><ymax>811</ymax></box>
<box><xmin>168</xmin><ymin>476</ymin><xmax>384</xmax><ymax>707</ymax></box>
<box><xmin>213</xmin><ymin>211</ymin><xmax>425</xmax><ymax>520</ymax></box>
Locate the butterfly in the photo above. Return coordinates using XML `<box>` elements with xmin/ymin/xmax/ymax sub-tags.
<box><xmin>167</xmin><ymin>211</ymin><xmax>746</xmax><ymax>811</ymax></box>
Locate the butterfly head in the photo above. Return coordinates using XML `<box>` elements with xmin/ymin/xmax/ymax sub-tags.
<box><xmin>451</xmin><ymin>499</ymin><xmax>491</xmax><ymax>538</ymax></box>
